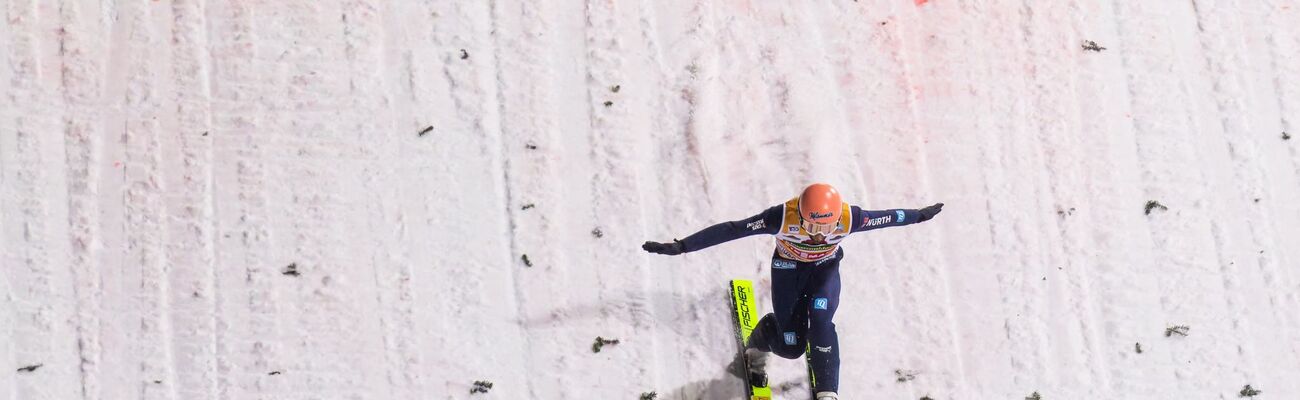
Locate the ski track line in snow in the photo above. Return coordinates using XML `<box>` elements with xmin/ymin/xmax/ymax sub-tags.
<box><xmin>1064</xmin><ymin>0</ymin><xmax>1160</xmax><ymax>396</ymax></box>
<box><xmin>641</xmin><ymin>1</ymin><xmax>750</xmax><ymax>397</ymax></box>
<box><xmin>3</xmin><ymin>3</ymin><xmax>53</xmax><ymax>400</ymax></box>
<box><xmin>1109</xmin><ymin>0</ymin><xmax>1194</xmax><ymax>395</ymax></box>
<box><xmin>621</xmin><ymin>0</ymin><xmax>726</xmax><ymax>394</ymax></box>
<box><xmin>100</xmin><ymin>1</ymin><xmax>138</xmax><ymax>392</ymax></box>
<box><xmin>161</xmin><ymin>0</ymin><xmax>221</xmax><ymax>397</ymax></box>
<box><xmin>425</xmin><ymin>1</ymin><xmax>534</xmax><ymax>397</ymax></box>
<box><xmin>287</xmin><ymin>2</ymin><xmax>393</xmax><ymax>397</ymax></box>
<box><xmin>388</xmin><ymin>1</ymin><xmax>494</xmax><ymax>396</ymax></box>
<box><xmin>804</xmin><ymin>1</ymin><xmax>872</xmax><ymax>193</ymax></box>
<box><xmin>1251</xmin><ymin>0</ymin><xmax>1300</xmax><ymax>366</ymax></box>
<box><xmin>1017</xmin><ymin>2</ymin><xmax>1077</xmax><ymax>393</ymax></box>
<box><xmin>1022</xmin><ymin>3</ymin><xmax>1081</xmax><ymax>394</ymax></box>
<box><xmin>553</xmin><ymin>0</ymin><xmax>614</xmax><ymax>393</ymax></box>
<box><xmin>1115</xmin><ymin>1</ymin><xmax>1249</xmax><ymax>397</ymax></box>
<box><xmin>615</xmin><ymin>1</ymin><xmax>693</xmax><ymax>393</ymax></box>
<box><xmin>996</xmin><ymin>1</ymin><xmax>1065</xmax><ymax>395</ymax></box>
<box><xmin>363</xmin><ymin>1</ymin><xmax>430</xmax><ymax>398</ymax></box>
<box><xmin>1092</xmin><ymin>0</ymin><xmax>1182</xmax><ymax>397</ymax></box>
<box><xmin>1255</xmin><ymin>1</ymin><xmax>1300</xmax><ymax>385</ymax></box>
<box><xmin>1022</xmin><ymin>0</ymin><xmax>1129</xmax><ymax>396</ymax></box>
<box><xmin>1271</xmin><ymin>4</ymin><xmax>1300</xmax><ymax>198</ymax></box>
<box><xmin>0</xmin><ymin>3</ymin><xmax>11</xmax><ymax>396</ymax></box>
<box><xmin>273</xmin><ymin>2</ymin><xmax>334</xmax><ymax>391</ymax></box>
<box><xmin>4</xmin><ymin>1</ymin><xmax>85</xmax><ymax>398</ymax></box>
<box><xmin>202</xmin><ymin>1</ymin><xmax>249</xmax><ymax>396</ymax></box>
<box><xmin>636</xmin><ymin>1</ymin><xmax>731</xmax><ymax>396</ymax></box>
<box><xmin>487</xmin><ymin>0</ymin><xmax>574</xmax><ymax>397</ymax></box>
<box><xmin>888</xmin><ymin>1</ymin><xmax>974</xmax><ymax>397</ymax></box>
<box><xmin>1187</xmin><ymin>0</ymin><xmax>1277</xmax><ymax>394</ymax></box>
<box><xmin>429</xmin><ymin>0</ymin><xmax>478</xmax><ymax>392</ymax></box>
<box><xmin>123</xmin><ymin>1</ymin><xmax>185</xmax><ymax>398</ymax></box>
<box><xmin>344</xmin><ymin>1</ymin><xmax>415</xmax><ymax>398</ymax></box>
<box><xmin>62</xmin><ymin>0</ymin><xmax>111</xmax><ymax>399</ymax></box>
<box><xmin>622</xmin><ymin>0</ymin><xmax>684</xmax><ymax>393</ymax></box>
<box><xmin>1174</xmin><ymin>1</ymin><xmax>1264</xmax><ymax>394</ymax></box>
<box><xmin>581</xmin><ymin>0</ymin><xmax>672</xmax><ymax>396</ymax></box>
<box><xmin>926</xmin><ymin>2</ymin><xmax>1024</xmax><ymax>396</ymax></box>
<box><xmin>844</xmin><ymin>1</ymin><xmax>943</xmax><ymax>397</ymax></box>
<box><xmin>532</xmin><ymin>0</ymin><xmax>631</xmax><ymax>395</ymax></box>
<box><xmin>402</xmin><ymin>1</ymin><xmax>454</xmax><ymax>396</ymax></box>
<box><xmin>686</xmin><ymin>2</ymin><xmax>789</xmax><ymax>396</ymax></box>
<box><xmin>674</xmin><ymin>1</ymin><xmax>722</xmax><ymax>205</ymax></box>
<box><xmin>208</xmin><ymin>0</ymin><xmax>281</xmax><ymax>397</ymax></box>
<box><xmin>949</xmin><ymin>2</ymin><xmax>1042</xmax><ymax>397</ymax></box>
<box><xmin>359</xmin><ymin>1</ymin><xmax>405</xmax><ymax>397</ymax></box>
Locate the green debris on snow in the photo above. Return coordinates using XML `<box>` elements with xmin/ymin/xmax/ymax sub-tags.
<box><xmin>470</xmin><ymin>380</ymin><xmax>493</xmax><ymax>394</ymax></box>
<box><xmin>592</xmin><ymin>336</ymin><xmax>621</xmax><ymax>353</ymax></box>
<box><xmin>1239</xmin><ymin>384</ymin><xmax>1261</xmax><ymax>397</ymax></box>
<box><xmin>1166</xmin><ymin>325</ymin><xmax>1190</xmax><ymax>337</ymax></box>
<box><xmin>1082</xmin><ymin>40</ymin><xmax>1107</xmax><ymax>52</ymax></box>
<box><xmin>1145</xmin><ymin>200</ymin><xmax>1168</xmax><ymax>215</ymax></box>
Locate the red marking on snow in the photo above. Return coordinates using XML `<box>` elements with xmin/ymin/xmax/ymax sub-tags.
<box><xmin>114</xmin><ymin>161</ymin><xmax>122</xmax><ymax>168</ymax></box>
<box><xmin>915</xmin><ymin>0</ymin><xmax>929</xmax><ymax>5</ymax></box>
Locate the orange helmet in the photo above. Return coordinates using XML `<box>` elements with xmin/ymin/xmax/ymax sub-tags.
<box><xmin>798</xmin><ymin>183</ymin><xmax>842</xmax><ymax>234</ymax></box>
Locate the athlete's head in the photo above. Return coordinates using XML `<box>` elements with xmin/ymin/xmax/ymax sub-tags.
<box><xmin>798</xmin><ymin>183</ymin><xmax>842</xmax><ymax>235</ymax></box>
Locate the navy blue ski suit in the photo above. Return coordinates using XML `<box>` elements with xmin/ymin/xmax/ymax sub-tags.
<box><xmin>677</xmin><ymin>203</ymin><xmax>928</xmax><ymax>394</ymax></box>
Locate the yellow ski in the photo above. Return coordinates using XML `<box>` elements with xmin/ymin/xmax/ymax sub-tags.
<box><xmin>805</xmin><ymin>343</ymin><xmax>817</xmax><ymax>399</ymax></box>
<box><xmin>729</xmin><ymin>280</ymin><xmax>772</xmax><ymax>400</ymax></box>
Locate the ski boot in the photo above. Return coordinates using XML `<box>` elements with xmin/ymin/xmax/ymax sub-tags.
<box><xmin>744</xmin><ymin>347</ymin><xmax>770</xmax><ymax>387</ymax></box>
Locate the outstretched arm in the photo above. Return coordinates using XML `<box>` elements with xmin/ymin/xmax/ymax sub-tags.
<box><xmin>643</xmin><ymin>205</ymin><xmax>783</xmax><ymax>255</ymax></box>
<box><xmin>850</xmin><ymin>202</ymin><xmax>943</xmax><ymax>233</ymax></box>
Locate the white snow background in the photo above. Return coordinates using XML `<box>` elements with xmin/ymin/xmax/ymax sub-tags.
<box><xmin>3</xmin><ymin>1</ymin><xmax>1299</xmax><ymax>399</ymax></box>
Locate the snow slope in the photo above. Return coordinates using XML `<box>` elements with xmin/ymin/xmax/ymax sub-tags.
<box><xmin>3</xmin><ymin>0</ymin><xmax>1299</xmax><ymax>399</ymax></box>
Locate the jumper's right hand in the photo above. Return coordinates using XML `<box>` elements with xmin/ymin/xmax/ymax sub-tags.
<box><xmin>642</xmin><ymin>240</ymin><xmax>685</xmax><ymax>256</ymax></box>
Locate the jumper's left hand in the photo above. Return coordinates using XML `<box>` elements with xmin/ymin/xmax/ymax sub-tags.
<box><xmin>918</xmin><ymin>203</ymin><xmax>944</xmax><ymax>222</ymax></box>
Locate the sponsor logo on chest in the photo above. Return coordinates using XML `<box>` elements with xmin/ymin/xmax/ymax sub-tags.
<box><xmin>773</xmin><ymin>259</ymin><xmax>797</xmax><ymax>270</ymax></box>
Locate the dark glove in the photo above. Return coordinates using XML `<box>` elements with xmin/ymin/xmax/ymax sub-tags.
<box><xmin>917</xmin><ymin>202</ymin><xmax>944</xmax><ymax>222</ymax></box>
<box><xmin>642</xmin><ymin>240</ymin><xmax>685</xmax><ymax>256</ymax></box>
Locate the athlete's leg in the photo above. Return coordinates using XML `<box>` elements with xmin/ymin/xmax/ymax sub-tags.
<box><xmin>749</xmin><ymin>253</ymin><xmax>813</xmax><ymax>359</ymax></box>
<box><xmin>805</xmin><ymin>249</ymin><xmax>843</xmax><ymax>393</ymax></box>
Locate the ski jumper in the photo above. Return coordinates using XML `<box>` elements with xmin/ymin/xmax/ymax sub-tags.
<box><xmin>678</xmin><ymin>197</ymin><xmax>923</xmax><ymax>394</ymax></box>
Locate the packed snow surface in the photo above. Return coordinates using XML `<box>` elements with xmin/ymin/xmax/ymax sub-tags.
<box><xmin>3</xmin><ymin>1</ymin><xmax>1300</xmax><ymax>399</ymax></box>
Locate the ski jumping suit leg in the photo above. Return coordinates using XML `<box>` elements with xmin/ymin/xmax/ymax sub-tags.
<box><xmin>748</xmin><ymin>249</ymin><xmax>842</xmax><ymax>393</ymax></box>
